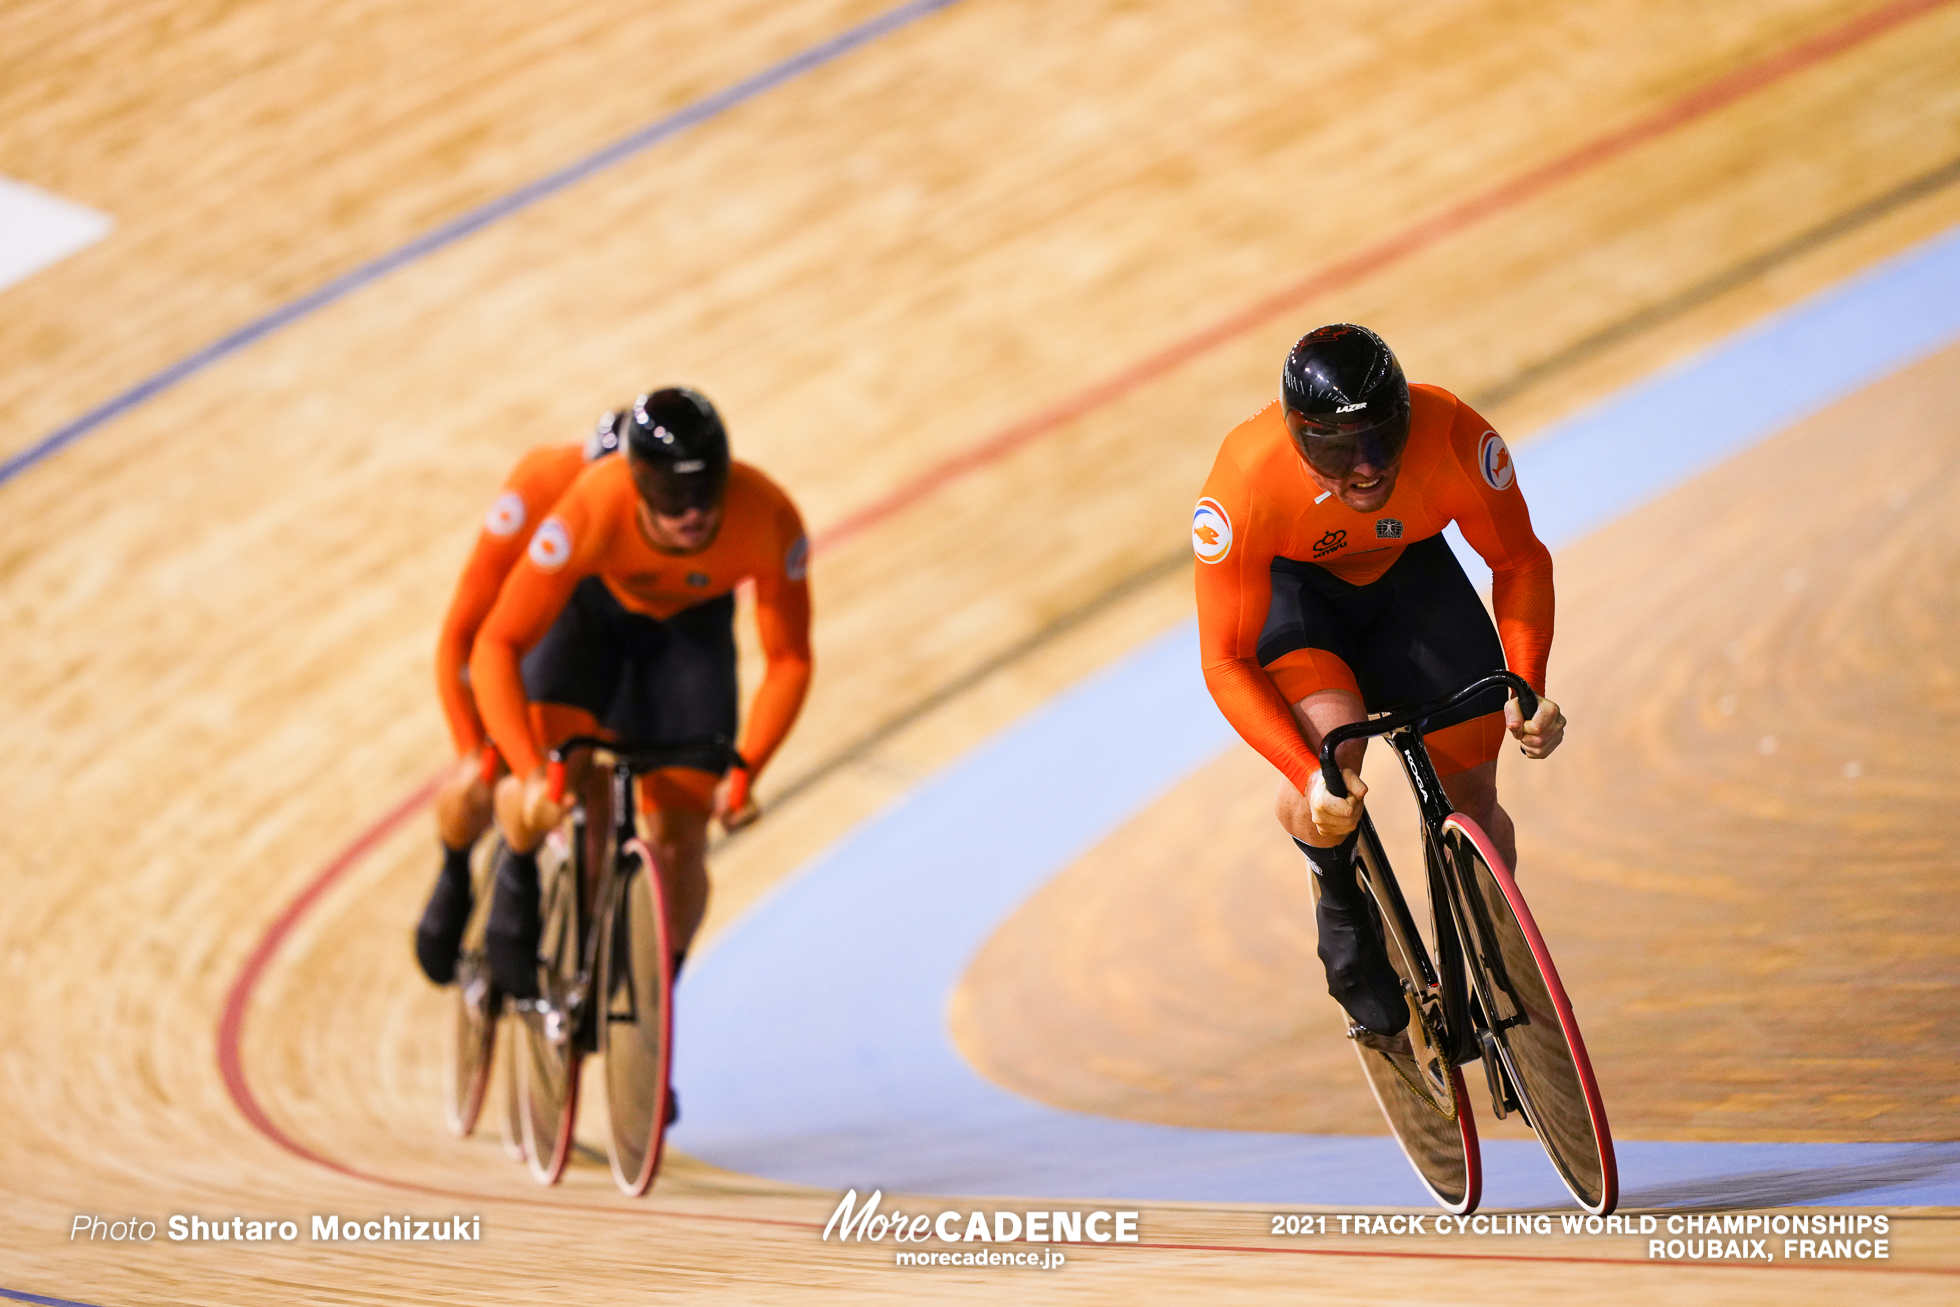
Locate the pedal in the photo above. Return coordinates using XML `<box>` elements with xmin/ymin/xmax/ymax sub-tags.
<box><xmin>1347</xmin><ymin>1025</ymin><xmax>1413</xmax><ymax>1057</ymax></box>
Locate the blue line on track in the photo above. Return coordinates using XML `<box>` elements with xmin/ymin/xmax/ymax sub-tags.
<box><xmin>0</xmin><ymin>0</ymin><xmax>964</xmax><ymax>490</ymax></box>
<box><xmin>0</xmin><ymin>1288</ymin><xmax>110</xmax><ymax>1307</ymax></box>
<box><xmin>671</xmin><ymin>223</ymin><xmax>1960</xmax><ymax>1207</ymax></box>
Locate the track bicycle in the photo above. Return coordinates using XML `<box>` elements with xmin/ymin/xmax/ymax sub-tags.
<box><xmin>442</xmin><ymin>825</ymin><xmax>508</xmax><ymax>1139</ymax></box>
<box><xmin>445</xmin><ymin>830</ymin><xmax>533</xmax><ymax>1163</ymax></box>
<box><xmin>510</xmin><ymin>733</ymin><xmax>740</xmax><ymax>1194</ymax></box>
<box><xmin>441</xmin><ymin>747</ymin><xmax>513</xmax><ymax>1140</ymax></box>
<box><xmin>1315</xmin><ymin>671</ymin><xmax>1616</xmax><ymax>1214</ymax></box>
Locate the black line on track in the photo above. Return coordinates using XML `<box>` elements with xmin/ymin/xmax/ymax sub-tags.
<box><xmin>751</xmin><ymin>150</ymin><xmax>1960</xmax><ymax>828</ymax></box>
<box><xmin>755</xmin><ymin>547</ymin><xmax>1194</xmax><ymax>817</ymax></box>
<box><xmin>1469</xmin><ymin>151</ymin><xmax>1960</xmax><ymax>411</ymax></box>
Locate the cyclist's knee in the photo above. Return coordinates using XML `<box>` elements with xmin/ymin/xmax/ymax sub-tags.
<box><xmin>1275</xmin><ymin>775</ymin><xmax>1314</xmax><ymax>841</ymax></box>
<box><xmin>1438</xmin><ymin>761</ymin><xmax>1496</xmax><ymax>816</ymax></box>
<box><xmin>434</xmin><ymin>757</ymin><xmax>493</xmax><ymax>850</ymax></box>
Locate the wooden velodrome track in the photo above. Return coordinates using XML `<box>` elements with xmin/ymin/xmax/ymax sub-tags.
<box><xmin>4</xmin><ymin>0</ymin><xmax>1959</xmax><ymax>1302</ymax></box>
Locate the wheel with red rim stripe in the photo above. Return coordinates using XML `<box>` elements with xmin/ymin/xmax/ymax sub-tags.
<box><xmin>598</xmin><ymin>839</ymin><xmax>675</xmax><ymax>1195</ymax></box>
<box><xmin>442</xmin><ymin>834</ymin><xmax>503</xmax><ymax>1138</ymax></box>
<box><xmin>515</xmin><ymin>830</ymin><xmax>585</xmax><ymax>1185</ymax></box>
<box><xmin>1330</xmin><ymin>830</ymin><xmax>1481</xmax><ymax>1214</ymax></box>
<box><xmin>1442</xmin><ymin>813</ymin><xmax>1617</xmax><ymax>1214</ymax></box>
<box><xmin>498</xmin><ymin>1014</ymin><xmax>526</xmax><ymax>1162</ymax></box>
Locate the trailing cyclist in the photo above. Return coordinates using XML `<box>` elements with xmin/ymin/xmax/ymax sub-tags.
<box><xmin>469</xmin><ymin>387</ymin><xmax>813</xmax><ymax>1006</ymax></box>
<box><xmin>415</xmin><ymin>408</ymin><xmax>627</xmax><ymax>984</ymax></box>
<box><xmin>1193</xmin><ymin>325</ymin><xmax>1566</xmax><ymax>1037</ymax></box>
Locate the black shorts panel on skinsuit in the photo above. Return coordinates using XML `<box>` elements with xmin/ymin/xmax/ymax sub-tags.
<box><xmin>520</xmin><ymin>577</ymin><xmax>737</xmax><ymax>768</ymax></box>
<box><xmin>1256</xmin><ymin>535</ymin><xmax>1507</xmax><ymax>729</ymax></box>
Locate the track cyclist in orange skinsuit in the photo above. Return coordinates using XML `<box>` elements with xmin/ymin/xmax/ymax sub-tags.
<box><xmin>415</xmin><ymin>410</ymin><xmax>627</xmax><ymax>984</ymax></box>
<box><xmin>471</xmin><ymin>387</ymin><xmax>812</xmax><ymax>1005</ymax></box>
<box><xmin>1194</xmin><ymin>324</ymin><xmax>1567</xmax><ymax>1037</ymax></box>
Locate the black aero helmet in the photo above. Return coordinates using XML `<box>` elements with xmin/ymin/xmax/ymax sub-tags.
<box><xmin>626</xmin><ymin>387</ymin><xmax>731</xmax><ymax>514</ymax></box>
<box><xmin>1281</xmin><ymin>324</ymin><xmax>1411</xmax><ymax>478</ymax></box>
<box><xmin>584</xmin><ymin>408</ymin><xmax>627</xmax><ymax>462</ymax></box>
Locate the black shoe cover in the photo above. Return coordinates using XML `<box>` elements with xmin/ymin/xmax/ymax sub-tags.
<box><xmin>1315</xmin><ymin>895</ymin><xmax>1409</xmax><ymax>1036</ymax></box>
<box><xmin>664</xmin><ymin>1086</ymin><xmax>680</xmax><ymax>1128</ymax></box>
<box><xmin>485</xmin><ymin>852</ymin><xmax>542</xmax><ymax>1000</ymax></box>
<box><xmin>414</xmin><ymin>866</ymin><xmax>473</xmax><ymax>985</ymax></box>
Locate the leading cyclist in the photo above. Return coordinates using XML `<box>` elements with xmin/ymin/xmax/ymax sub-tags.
<box><xmin>1193</xmin><ymin>324</ymin><xmax>1565</xmax><ymax>1037</ymax></box>
<box><xmin>470</xmin><ymin>387</ymin><xmax>812</xmax><ymax>1004</ymax></box>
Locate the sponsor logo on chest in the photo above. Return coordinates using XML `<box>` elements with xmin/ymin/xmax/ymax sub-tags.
<box><xmin>1375</xmin><ymin>518</ymin><xmax>1404</xmax><ymax>539</ymax></box>
<box><xmin>619</xmin><ymin>571</ymin><xmax>665</xmax><ymax>599</ymax></box>
<box><xmin>1312</xmin><ymin>529</ymin><xmax>1348</xmax><ymax>559</ymax></box>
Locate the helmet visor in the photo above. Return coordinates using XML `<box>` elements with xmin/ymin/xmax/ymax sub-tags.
<box><xmin>1284</xmin><ymin>407</ymin><xmax>1410</xmax><ymax>479</ymax></box>
<box><xmin>630</xmin><ymin>455</ymin><xmax>728</xmax><ymax>516</ymax></box>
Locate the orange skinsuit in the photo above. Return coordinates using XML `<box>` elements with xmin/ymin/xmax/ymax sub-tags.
<box><xmin>471</xmin><ymin>457</ymin><xmax>813</xmax><ymax>808</ymax></box>
<box><xmin>1194</xmin><ymin>386</ymin><xmax>1552</xmax><ymax>792</ymax></box>
<box><xmin>435</xmin><ymin>442</ymin><xmax>587</xmax><ymax>758</ymax></box>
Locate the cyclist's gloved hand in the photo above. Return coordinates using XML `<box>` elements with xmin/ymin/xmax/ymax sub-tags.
<box><xmin>1506</xmin><ymin>693</ymin><xmax>1567</xmax><ymax>760</ymax></box>
<box><xmin>1308</xmin><ymin>766</ymin><xmax>1368</xmax><ymax>841</ymax></box>
<box><xmin>714</xmin><ymin>764</ymin><xmax>760</xmax><ymax>833</ymax></box>
<box><xmin>493</xmin><ymin>768</ymin><xmax>564</xmax><ymax>854</ymax></box>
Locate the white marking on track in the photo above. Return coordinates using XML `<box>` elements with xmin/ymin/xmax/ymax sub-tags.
<box><xmin>0</xmin><ymin>178</ymin><xmax>112</xmax><ymax>293</ymax></box>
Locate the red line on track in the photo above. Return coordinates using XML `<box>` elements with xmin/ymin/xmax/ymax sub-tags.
<box><xmin>211</xmin><ymin>768</ymin><xmax>826</xmax><ymax>1231</ymax></box>
<box><xmin>217</xmin><ymin>0</ymin><xmax>1960</xmax><ymax>1248</ymax></box>
<box><xmin>216</xmin><ymin>776</ymin><xmax>440</xmax><ymax>1180</ymax></box>
<box><xmin>811</xmin><ymin>0</ymin><xmax>1957</xmax><ymax>555</ymax></box>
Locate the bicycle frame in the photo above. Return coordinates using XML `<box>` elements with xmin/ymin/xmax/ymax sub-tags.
<box><xmin>1320</xmin><ymin>672</ymin><xmax>1538</xmax><ymax>1071</ymax></box>
<box><xmin>541</xmin><ymin>734</ymin><xmax>743</xmax><ymax>1054</ymax></box>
